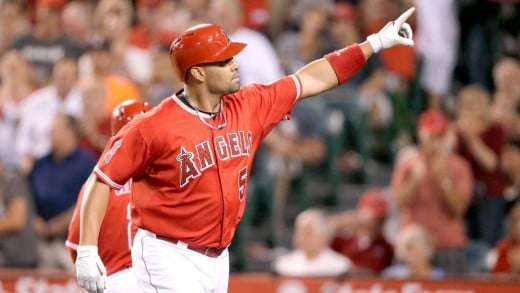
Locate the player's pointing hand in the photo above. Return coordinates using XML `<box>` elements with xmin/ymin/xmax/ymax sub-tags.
<box><xmin>395</xmin><ymin>7</ymin><xmax>415</xmax><ymax>28</ymax></box>
<box><xmin>367</xmin><ymin>7</ymin><xmax>415</xmax><ymax>53</ymax></box>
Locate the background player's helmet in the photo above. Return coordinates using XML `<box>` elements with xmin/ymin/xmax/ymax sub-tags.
<box><xmin>169</xmin><ymin>23</ymin><xmax>247</xmax><ymax>81</ymax></box>
<box><xmin>111</xmin><ymin>99</ymin><xmax>152</xmax><ymax>136</ymax></box>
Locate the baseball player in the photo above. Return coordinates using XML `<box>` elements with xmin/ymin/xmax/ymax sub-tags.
<box><xmin>75</xmin><ymin>7</ymin><xmax>415</xmax><ymax>293</ymax></box>
<box><xmin>67</xmin><ymin>100</ymin><xmax>152</xmax><ymax>292</ymax></box>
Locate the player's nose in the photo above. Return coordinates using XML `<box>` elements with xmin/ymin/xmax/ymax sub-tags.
<box><xmin>231</xmin><ymin>59</ymin><xmax>239</xmax><ymax>71</ymax></box>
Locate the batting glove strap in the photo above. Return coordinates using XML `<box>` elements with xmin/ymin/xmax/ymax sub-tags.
<box><xmin>367</xmin><ymin>7</ymin><xmax>415</xmax><ymax>53</ymax></box>
<box><xmin>77</xmin><ymin>245</ymin><xmax>99</xmax><ymax>258</ymax></box>
<box><xmin>367</xmin><ymin>33</ymin><xmax>384</xmax><ymax>54</ymax></box>
<box><xmin>76</xmin><ymin>245</ymin><xmax>107</xmax><ymax>293</ymax></box>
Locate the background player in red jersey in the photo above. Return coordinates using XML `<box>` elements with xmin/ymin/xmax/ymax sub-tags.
<box><xmin>67</xmin><ymin>100</ymin><xmax>151</xmax><ymax>293</ymax></box>
<box><xmin>75</xmin><ymin>7</ymin><xmax>415</xmax><ymax>293</ymax></box>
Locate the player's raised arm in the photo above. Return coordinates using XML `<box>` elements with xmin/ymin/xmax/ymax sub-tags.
<box><xmin>295</xmin><ymin>7</ymin><xmax>415</xmax><ymax>100</ymax></box>
<box><xmin>76</xmin><ymin>174</ymin><xmax>111</xmax><ymax>293</ymax></box>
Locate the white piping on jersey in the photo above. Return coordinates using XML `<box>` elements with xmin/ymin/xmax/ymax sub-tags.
<box><xmin>172</xmin><ymin>93</ymin><xmax>227</xmax><ymax>130</ymax></box>
<box><xmin>170</xmin><ymin>94</ymin><xmax>213</xmax><ymax>119</ymax></box>
<box><xmin>94</xmin><ymin>166</ymin><xmax>124</xmax><ymax>189</ymax></box>
<box><xmin>65</xmin><ymin>240</ymin><xmax>79</xmax><ymax>251</ymax></box>
<box><xmin>289</xmin><ymin>74</ymin><xmax>303</xmax><ymax>101</ymax></box>
<box><xmin>172</xmin><ymin>76</ymin><xmax>302</xmax><ymax>117</ymax></box>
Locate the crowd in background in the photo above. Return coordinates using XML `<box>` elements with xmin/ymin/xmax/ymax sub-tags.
<box><xmin>0</xmin><ymin>0</ymin><xmax>519</xmax><ymax>280</ymax></box>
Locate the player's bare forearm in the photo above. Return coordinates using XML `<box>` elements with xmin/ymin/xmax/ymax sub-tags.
<box><xmin>296</xmin><ymin>42</ymin><xmax>373</xmax><ymax>99</ymax></box>
<box><xmin>79</xmin><ymin>174</ymin><xmax>111</xmax><ymax>246</ymax></box>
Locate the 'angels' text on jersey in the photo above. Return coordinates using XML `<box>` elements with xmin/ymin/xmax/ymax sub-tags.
<box><xmin>177</xmin><ymin>130</ymin><xmax>253</xmax><ymax>187</ymax></box>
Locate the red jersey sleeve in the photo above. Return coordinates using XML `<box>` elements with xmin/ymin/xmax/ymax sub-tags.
<box><xmin>94</xmin><ymin>125</ymin><xmax>149</xmax><ymax>189</ymax></box>
<box><xmin>492</xmin><ymin>238</ymin><xmax>513</xmax><ymax>273</ymax></box>
<box><xmin>235</xmin><ymin>75</ymin><xmax>302</xmax><ymax>135</ymax></box>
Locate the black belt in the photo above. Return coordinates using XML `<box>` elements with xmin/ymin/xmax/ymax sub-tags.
<box><xmin>156</xmin><ymin>236</ymin><xmax>225</xmax><ymax>258</ymax></box>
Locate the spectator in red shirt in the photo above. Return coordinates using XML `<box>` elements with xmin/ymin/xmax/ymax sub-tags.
<box><xmin>390</xmin><ymin>109</ymin><xmax>473</xmax><ymax>273</ymax></box>
<box><xmin>328</xmin><ymin>188</ymin><xmax>394</xmax><ymax>275</ymax></box>
<box><xmin>491</xmin><ymin>201</ymin><xmax>520</xmax><ymax>274</ymax></box>
<box><xmin>502</xmin><ymin>137</ymin><xmax>520</xmax><ymax>216</ymax></box>
<box><xmin>455</xmin><ymin>84</ymin><xmax>507</xmax><ymax>246</ymax></box>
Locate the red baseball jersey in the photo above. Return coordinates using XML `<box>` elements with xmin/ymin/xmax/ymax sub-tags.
<box><xmin>94</xmin><ymin>75</ymin><xmax>302</xmax><ymax>248</ymax></box>
<box><xmin>66</xmin><ymin>180</ymin><xmax>135</xmax><ymax>276</ymax></box>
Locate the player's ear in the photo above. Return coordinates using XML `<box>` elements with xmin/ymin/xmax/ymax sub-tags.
<box><xmin>188</xmin><ymin>66</ymin><xmax>205</xmax><ymax>82</ymax></box>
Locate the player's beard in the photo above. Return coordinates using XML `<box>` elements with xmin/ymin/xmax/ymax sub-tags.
<box><xmin>229</xmin><ymin>75</ymin><xmax>240</xmax><ymax>93</ymax></box>
<box><xmin>218</xmin><ymin>83</ymin><xmax>240</xmax><ymax>96</ymax></box>
<box><xmin>229</xmin><ymin>82</ymin><xmax>240</xmax><ymax>94</ymax></box>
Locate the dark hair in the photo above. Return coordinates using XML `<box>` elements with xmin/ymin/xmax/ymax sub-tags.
<box><xmin>61</xmin><ymin>114</ymin><xmax>82</xmax><ymax>139</ymax></box>
<box><xmin>1</xmin><ymin>0</ymin><xmax>28</xmax><ymax>11</ymax></box>
<box><xmin>508</xmin><ymin>136</ymin><xmax>520</xmax><ymax>149</ymax></box>
<box><xmin>87</xmin><ymin>40</ymin><xmax>111</xmax><ymax>53</ymax></box>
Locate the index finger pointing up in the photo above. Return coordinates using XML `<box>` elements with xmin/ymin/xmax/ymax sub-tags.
<box><xmin>395</xmin><ymin>7</ymin><xmax>415</xmax><ymax>27</ymax></box>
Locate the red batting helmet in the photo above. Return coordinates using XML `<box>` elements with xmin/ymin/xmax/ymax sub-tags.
<box><xmin>111</xmin><ymin>100</ymin><xmax>152</xmax><ymax>136</ymax></box>
<box><xmin>169</xmin><ymin>23</ymin><xmax>247</xmax><ymax>81</ymax></box>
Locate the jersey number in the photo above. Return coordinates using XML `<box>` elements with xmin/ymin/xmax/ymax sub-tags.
<box><xmin>126</xmin><ymin>202</ymin><xmax>132</xmax><ymax>251</ymax></box>
<box><xmin>238</xmin><ymin>167</ymin><xmax>248</xmax><ymax>202</ymax></box>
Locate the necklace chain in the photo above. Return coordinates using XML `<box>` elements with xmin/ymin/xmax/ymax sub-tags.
<box><xmin>183</xmin><ymin>94</ymin><xmax>227</xmax><ymax>130</ymax></box>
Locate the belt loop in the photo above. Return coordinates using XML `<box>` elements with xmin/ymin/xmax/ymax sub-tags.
<box><xmin>204</xmin><ymin>247</ymin><xmax>210</xmax><ymax>256</ymax></box>
<box><xmin>176</xmin><ymin>240</ymin><xmax>188</xmax><ymax>249</ymax></box>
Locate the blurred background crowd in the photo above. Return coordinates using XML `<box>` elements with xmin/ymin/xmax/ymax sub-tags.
<box><xmin>0</xmin><ymin>0</ymin><xmax>520</xmax><ymax>281</ymax></box>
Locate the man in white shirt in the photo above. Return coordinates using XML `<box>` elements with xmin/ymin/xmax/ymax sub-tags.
<box><xmin>16</xmin><ymin>58</ymin><xmax>83</xmax><ymax>174</ymax></box>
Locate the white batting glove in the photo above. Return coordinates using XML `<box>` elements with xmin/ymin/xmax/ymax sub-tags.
<box><xmin>367</xmin><ymin>7</ymin><xmax>415</xmax><ymax>53</ymax></box>
<box><xmin>76</xmin><ymin>245</ymin><xmax>107</xmax><ymax>293</ymax></box>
